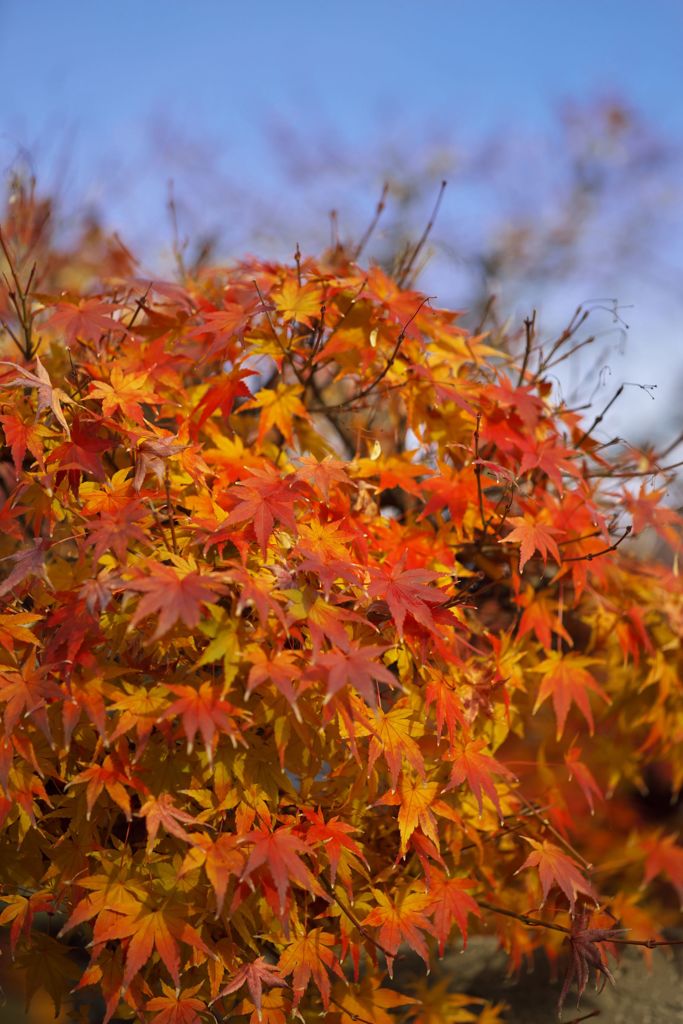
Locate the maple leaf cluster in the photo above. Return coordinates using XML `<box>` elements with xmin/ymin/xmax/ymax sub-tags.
<box><xmin>0</xmin><ymin>183</ymin><xmax>681</xmax><ymax>1022</ymax></box>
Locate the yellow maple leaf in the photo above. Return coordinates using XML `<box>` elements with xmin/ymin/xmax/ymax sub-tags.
<box><xmin>271</xmin><ymin>279</ymin><xmax>324</xmax><ymax>327</ymax></box>
<box><xmin>242</xmin><ymin>383</ymin><xmax>310</xmax><ymax>445</ymax></box>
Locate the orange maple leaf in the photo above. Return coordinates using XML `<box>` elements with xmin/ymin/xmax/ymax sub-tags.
<box><xmin>642</xmin><ymin>832</ymin><xmax>683</xmax><ymax>907</ymax></box>
<box><xmin>0</xmin><ymin>357</ymin><xmax>78</xmax><ymax>435</ymax></box>
<box><xmin>89</xmin><ymin>368</ymin><xmax>158</xmax><ymax>423</ymax></box>
<box><xmin>368</xmin><ymin>701</ymin><xmax>425</xmax><ymax>791</ymax></box>
<box><xmin>181</xmin><ymin>832</ymin><xmax>245</xmax><ymax>915</ymax></box>
<box><xmin>0</xmin><ymin>412</ymin><xmax>47</xmax><ymax>472</ymax></box>
<box><xmin>332</xmin><ymin>978</ymin><xmax>418</xmax><ymax>1024</ymax></box>
<box><xmin>396</xmin><ymin>777</ymin><xmax>441</xmax><ymax>854</ymax></box>
<box><xmin>68</xmin><ymin>753</ymin><xmax>138</xmax><ymax>821</ymax></box>
<box><xmin>99</xmin><ymin>902</ymin><xmax>214</xmax><ymax>990</ymax></box>
<box><xmin>502</xmin><ymin>515</ymin><xmax>562</xmax><ymax>572</ymax></box>
<box><xmin>241</xmin><ymin>382</ymin><xmax>310</xmax><ymax>446</ymax></box>
<box><xmin>533</xmin><ymin>653</ymin><xmax>611</xmax><ymax>739</ymax></box>
<box><xmin>247</xmin><ymin>648</ymin><xmax>301</xmax><ymax>708</ymax></box>
<box><xmin>271</xmin><ymin>279</ymin><xmax>324</xmax><ymax>327</ymax></box>
<box><xmin>0</xmin><ymin>612</ymin><xmax>41</xmax><ymax>653</ymax></box>
<box><xmin>363</xmin><ymin>887</ymin><xmax>435</xmax><ymax>975</ymax></box>
<box><xmin>517</xmin><ymin>839</ymin><xmax>598</xmax><ymax>912</ymax></box>
<box><xmin>146</xmin><ymin>982</ymin><xmax>206</xmax><ymax>1024</ymax></box>
<box><xmin>278</xmin><ymin>928</ymin><xmax>340</xmax><ymax>1007</ymax></box>
<box><xmin>138</xmin><ymin>792</ymin><xmax>199</xmax><ymax>851</ymax></box>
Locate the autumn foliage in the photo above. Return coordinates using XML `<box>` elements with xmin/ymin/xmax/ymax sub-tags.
<box><xmin>0</xmin><ymin>179</ymin><xmax>682</xmax><ymax>1022</ymax></box>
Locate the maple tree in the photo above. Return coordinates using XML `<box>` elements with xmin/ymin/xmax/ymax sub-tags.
<box><xmin>0</xmin><ymin>177</ymin><xmax>682</xmax><ymax>1023</ymax></box>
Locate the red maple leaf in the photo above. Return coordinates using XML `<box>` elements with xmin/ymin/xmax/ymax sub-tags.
<box><xmin>427</xmin><ymin>870</ymin><xmax>481</xmax><ymax>954</ymax></box>
<box><xmin>225</xmin><ymin>468</ymin><xmax>300</xmax><ymax>555</ymax></box>
<box><xmin>240</xmin><ymin>824</ymin><xmax>326</xmax><ymax>914</ymax></box>
<box><xmin>138</xmin><ymin>792</ymin><xmax>199</xmax><ymax>851</ymax></box>
<box><xmin>445</xmin><ymin>738</ymin><xmax>514</xmax><ymax>819</ymax></box>
<box><xmin>213</xmin><ymin>957</ymin><xmax>287</xmax><ymax>1018</ymax></box>
<box><xmin>160</xmin><ymin>681</ymin><xmax>249</xmax><ymax>759</ymax></box>
<box><xmin>367</xmin><ymin>560</ymin><xmax>447</xmax><ymax>637</ymax></box>
<box><xmin>558</xmin><ymin>911</ymin><xmax>624</xmax><ymax>1015</ymax></box>
<box><xmin>0</xmin><ymin>540</ymin><xmax>50</xmax><ymax>599</ymax></box>
<box><xmin>42</xmin><ymin>296</ymin><xmax>129</xmax><ymax>344</ymax></box>
<box><xmin>315</xmin><ymin>643</ymin><xmax>396</xmax><ymax>705</ymax></box>
<box><xmin>565</xmin><ymin>745</ymin><xmax>603</xmax><ymax>813</ymax></box>
<box><xmin>517</xmin><ymin>435</ymin><xmax>581</xmax><ymax>491</ymax></box>
<box><xmin>301</xmin><ymin>807</ymin><xmax>367</xmax><ymax>887</ymax></box>
<box><xmin>48</xmin><ymin>417</ymin><xmax>110</xmax><ymax>491</ymax></box>
<box><xmin>193</xmin><ymin>366</ymin><xmax>257</xmax><ymax>428</ymax></box>
<box><xmin>187</xmin><ymin>302</ymin><xmax>254</xmax><ymax>361</ymax></box>
<box><xmin>126</xmin><ymin>560</ymin><xmax>227</xmax><ymax>639</ymax></box>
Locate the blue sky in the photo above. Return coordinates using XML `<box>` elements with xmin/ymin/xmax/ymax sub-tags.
<box><xmin>3</xmin><ymin>1</ymin><xmax>683</xmax><ymax>146</ymax></box>
<box><xmin>1</xmin><ymin>0</ymin><xmax>682</xmax><ymax>442</ymax></box>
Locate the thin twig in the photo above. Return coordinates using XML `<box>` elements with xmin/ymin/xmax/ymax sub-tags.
<box><xmin>537</xmin><ymin>307</ymin><xmax>590</xmax><ymax>373</ymax></box>
<box><xmin>473</xmin><ymin>416</ymin><xmax>487</xmax><ymax>535</ymax></box>
<box><xmin>557</xmin><ymin>530</ymin><xmax>603</xmax><ymax>548</ymax></box>
<box><xmin>576</xmin><ymin>383</ymin><xmax>656</xmax><ymax>447</ymax></box>
<box><xmin>318</xmin><ymin>877</ymin><xmax>395</xmax><ymax>959</ymax></box>
<box><xmin>125</xmin><ymin>284</ymin><xmax>152</xmax><ymax>332</ymax></box>
<box><xmin>543</xmin><ymin>335</ymin><xmax>596</xmax><ymax>372</ymax></box>
<box><xmin>252</xmin><ymin>279</ymin><xmax>307</xmax><ymax>388</ymax></box>
<box><xmin>354</xmin><ymin>182</ymin><xmax>389</xmax><ymax>261</ymax></box>
<box><xmin>0</xmin><ymin>227</ymin><xmax>36</xmax><ymax>360</ymax></box>
<box><xmin>315</xmin><ymin>276</ymin><xmax>367</xmax><ymax>352</ymax></box>
<box><xmin>396</xmin><ymin>180</ymin><xmax>447</xmax><ymax>287</ymax></box>
<box><xmin>477</xmin><ymin>899</ymin><xmax>571</xmax><ymax>935</ymax></box>
<box><xmin>474</xmin><ymin>295</ymin><xmax>497</xmax><ymax>336</ymax></box>
<box><xmin>517</xmin><ymin>310</ymin><xmax>536</xmax><ymax>386</ymax></box>
<box><xmin>657</xmin><ymin>429</ymin><xmax>683</xmax><ymax>459</ymax></box>
<box><xmin>586</xmin><ymin>459</ymin><xmax>683</xmax><ymax>479</ymax></box>
<box><xmin>164</xmin><ymin>470</ymin><xmax>178</xmax><ymax>554</ymax></box>
<box><xmin>315</xmin><ymin>296</ymin><xmax>433</xmax><ymax>413</ymax></box>
<box><xmin>561</xmin><ymin>527</ymin><xmax>631</xmax><ymax>562</ymax></box>
<box><xmin>167</xmin><ymin>181</ymin><xmax>187</xmax><ymax>280</ymax></box>
<box><xmin>0</xmin><ymin>316</ymin><xmax>26</xmax><ymax>358</ymax></box>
